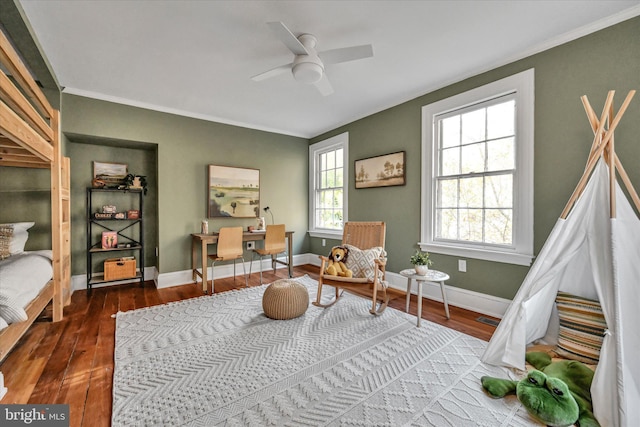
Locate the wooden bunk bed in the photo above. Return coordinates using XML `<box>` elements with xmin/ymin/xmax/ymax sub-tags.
<box><xmin>0</xmin><ymin>27</ymin><xmax>71</xmax><ymax>362</ymax></box>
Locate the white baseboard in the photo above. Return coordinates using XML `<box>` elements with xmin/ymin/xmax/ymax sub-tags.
<box><xmin>383</xmin><ymin>271</ymin><xmax>510</xmax><ymax>319</ymax></box>
<box><xmin>72</xmin><ymin>266</ymin><xmax>157</xmax><ymax>292</ymax></box>
<box><xmin>70</xmin><ymin>253</ymin><xmax>511</xmax><ymax>318</ymax></box>
<box><xmin>307</xmin><ymin>254</ymin><xmax>509</xmax><ymax>318</ymax></box>
<box><xmin>155</xmin><ymin>253</ymin><xmax>317</xmax><ymax>289</ymax></box>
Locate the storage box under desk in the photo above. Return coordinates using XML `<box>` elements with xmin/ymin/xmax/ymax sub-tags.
<box><xmin>104</xmin><ymin>258</ymin><xmax>136</xmax><ymax>281</ymax></box>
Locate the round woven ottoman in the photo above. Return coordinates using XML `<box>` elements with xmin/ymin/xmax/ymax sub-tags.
<box><xmin>262</xmin><ymin>279</ymin><xmax>309</xmax><ymax>320</ymax></box>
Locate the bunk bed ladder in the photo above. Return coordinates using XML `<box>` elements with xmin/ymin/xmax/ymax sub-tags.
<box><xmin>51</xmin><ymin>109</ymin><xmax>72</xmax><ymax>320</ymax></box>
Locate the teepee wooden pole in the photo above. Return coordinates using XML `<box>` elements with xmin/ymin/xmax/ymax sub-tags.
<box><xmin>582</xmin><ymin>95</ymin><xmax>611</xmax><ymax>165</ymax></box>
<box><xmin>581</xmin><ymin>91</ymin><xmax>640</xmax><ymax>215</ymax></box>
<box><xmin>581</xmin><ymin>95</ymin><xmax>597</xmax><ymax>127</ymax></box>
<box><xmin>582</xmin><ymin>95</ymin><xmax>598</xmax><ymax>126</ymax></box>
<box><xmin>614</xmin><ymin>153</ymin><xmax>640</xmax><ymax>214</ymax></box>
<box><xmin>581</xmin><ymin>95</ymin><xmax>600</xmax><ymax>156</ymax></box>
<box><xmin>561</xmin><ymin>90</ymin><xmax>635</xmax><ymax>219</ymax></box>
<box><xmin>608</xmin><ymin>100</ymin><xmax>616</xmax><ymax>217</ymax></box>
<box><xmin>561</xmin><ymin>92</ymin><xmax>615</xmax><ymax>218</ymax></box>
<box><xmin>588</xmin><ymin>91</ymin><xmax>613</xmax><ymax>163</ymax></box>
<box><xmin>600</xmin><ymin>90</ymin><xmax>635</xmax><ymax>149</ymax></box>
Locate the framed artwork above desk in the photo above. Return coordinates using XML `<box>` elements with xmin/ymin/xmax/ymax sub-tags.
<box><xmin>207</xmin><ymin>165</ymin><xmax>260</xmax><ymax>218</ymax></box>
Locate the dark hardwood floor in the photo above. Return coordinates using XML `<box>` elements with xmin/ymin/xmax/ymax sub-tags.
<box><xmin>0</xmin><ymin>265</ymin><xmax>498</xmax><ymax>427</ymax></box>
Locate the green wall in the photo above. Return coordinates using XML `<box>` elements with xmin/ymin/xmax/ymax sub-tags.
<box><xmin>60</xmin><ymin>95</ymin><xmax>310</xmax><ymax>275</ymax></box>
<box><xmin>310</xmin><ymin>16</ymin><xmax>640</xmax><ymax>300</ymax></box>
<box><xmin>67</xmin><ymin>138</ymin><xmax>158</xmax><ymax>276</ymax></box>
<box><xmin>0</xmin><ymin>168</ymin><xmax>52</xmax><ymax>250</ymax></box>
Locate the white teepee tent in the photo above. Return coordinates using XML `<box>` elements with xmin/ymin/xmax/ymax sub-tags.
<box><xmin>482</xmin><ymin>91</ymin><xmax>640</xmax><ymax>427</ymax></box>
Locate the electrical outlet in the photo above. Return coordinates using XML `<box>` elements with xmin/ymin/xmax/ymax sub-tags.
<box><xmin>246</xmin><ymin>241</ymin><xmax>255</xmax><ymax>250</ymax></box>
<box><xmin>458</xmin><ymin>259</ymin><xmax>467</xmax><ymax>272</ymax></box>
<box><xmin>322</xmin><ymin>239</ymin><xmax>326</xmax><ymax>247</ymax></box>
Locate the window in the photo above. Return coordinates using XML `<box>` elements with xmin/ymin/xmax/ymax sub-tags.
<box><xmin>309</xmin><ymin>132</ymin><xmax>348</xmax><ymax>238</ymax></box>
<box><xmin>421</xmin><ymin>70</ymin><xmax>534</xmax><ymax>265</ymax></box>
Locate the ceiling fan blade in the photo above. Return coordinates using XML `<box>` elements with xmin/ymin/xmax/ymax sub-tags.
<box><xmin>251</xmin><ymin>63</ymin><xmax>292</xmax><ymax>81</ymax></box>
<box><xmin>320</xmin><ymin>44</ymin><xmax>373</xmax><ymax>65</ymax></box>
<box><xmin>267</xmin><ymin>22</ymin><xmax>309</xmax><ymax>56</ymax></box>
<box><xmin>314</xmin><ymin>74</ymin><xmax>334</xmax><ymax>96</ymax></box>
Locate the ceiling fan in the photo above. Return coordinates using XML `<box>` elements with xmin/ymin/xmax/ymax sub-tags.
<box><xmin>251</xmin><ymin>21</ymin><xmax>374</xmax><ymax>96</ymax></box>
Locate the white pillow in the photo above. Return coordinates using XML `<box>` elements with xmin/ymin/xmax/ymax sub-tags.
<box><xmin>0</xmin><ymin>222</ymin><xmax>35</xmax><ymax>256</ymax></box>
<box><xmin>0</xmin><ymin>293</ymin><xmax>28</xmax><ymax>324</ymax></box>
<box><xmin>344</xmin><ymin>244</ymin><xmax>386</xmax><ymax>280</ymax></box>
<box><xmin>0</xmin><ymin>316</ymin><xmax>8</xmax><ymax>331</ymax></box>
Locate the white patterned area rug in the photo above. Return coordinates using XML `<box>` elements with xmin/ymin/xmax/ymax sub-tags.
<box><xmin>113</xmin><ymin>276</ymin><xmax>537</xmax><ymax>426</ymax></box>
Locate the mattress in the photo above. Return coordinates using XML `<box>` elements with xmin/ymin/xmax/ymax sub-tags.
<box><xmin>0</xmin><ymin>250</ymin><xmax>53</xmax><ymax>329</ymax></box>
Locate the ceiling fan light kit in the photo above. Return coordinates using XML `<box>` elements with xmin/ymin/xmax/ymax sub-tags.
<box><xmin>252</xmin><ymin>21</ymin><xmax>373</xmax><ymax>96</ymax></box>
<box><xmin>293</xmin><ymin>62</ymin><xmax>323</xmax><ymax>84</ymax></box>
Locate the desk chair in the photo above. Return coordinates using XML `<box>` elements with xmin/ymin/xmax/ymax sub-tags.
<box><xmin>249</xmin><ymin>224</ymin><xmax>286</xmax><ymax>284</ymax></box>
<box><xmin>208</xmin><ymin>226</ymin><xmax>247</xmax><ymax>293</ymax></box>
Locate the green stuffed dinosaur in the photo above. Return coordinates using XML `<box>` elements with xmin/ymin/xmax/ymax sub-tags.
<box><xmin>481</xmin><ymin>352</ymin><xmax>599</xmax><ymax>427</ymax></box>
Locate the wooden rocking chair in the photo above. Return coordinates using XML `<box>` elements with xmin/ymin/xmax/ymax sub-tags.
<box><xmin>313</xmin><ymin>221</ymin><xmax>389</xmax><ymax>315</ymax></box>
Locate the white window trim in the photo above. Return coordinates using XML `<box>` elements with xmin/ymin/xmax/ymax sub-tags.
<box><xmin>420</xmin><ymin>69</ymin><xmax>534</xmax><ymax>266</ymax></box>
<box><xmin>308</xmin><ymin>132</ymin><xmax>348</xmax><ymax>239</ymax></box>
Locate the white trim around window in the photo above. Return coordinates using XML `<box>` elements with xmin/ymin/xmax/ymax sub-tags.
<box><xmin>420</xmin><ymin>69</ymin><xmax>535</xmax><ymax>266</ymax></box>
<box><xmin>308</xmin><ymin>132</ymin><xmax>349</xmax><ymax>239</ymax></box>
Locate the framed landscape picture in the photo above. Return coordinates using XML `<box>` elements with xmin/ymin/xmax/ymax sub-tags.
<box><xmin>355</xmin><ymin>151</ymin><xmax>406</xmax><ymax>189</ymax></box>
<box><xmin>93</xmin><ymin>161</ymin><xmax>128</xmax><ymax>187</ymax></box>
<box><xmin>208</xmin><ymin>165</ymin><xmax>260</xmax><ymax>218</ymax></box>
<box><xmin>93</xmin><ymin>161</ymin><xmax>127</xmax><ymax>178</ymax></box>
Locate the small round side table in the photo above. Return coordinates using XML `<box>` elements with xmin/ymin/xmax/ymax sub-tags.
<box><xmin>399</xmin><ymin>268</ymin><xmax>450</xmax><ymax>327</ymax></box>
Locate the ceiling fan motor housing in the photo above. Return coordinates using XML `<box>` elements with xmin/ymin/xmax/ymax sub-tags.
<box><xmin>292</xmin><ymin>34</ymin><xmax>324</xmax><ymax>84</ymax></box>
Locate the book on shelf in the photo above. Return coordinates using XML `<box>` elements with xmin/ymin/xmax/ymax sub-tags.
<box><xmin>101</xmin><ymin>231</ymin><xmax>118</xmax><ymax>249</ymax></box>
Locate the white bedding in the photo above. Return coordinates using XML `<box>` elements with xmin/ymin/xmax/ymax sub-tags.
<box><xmin>0</xmin><ymin>250</ymin><xmax>53</xmax><ymax>330</ymax></box>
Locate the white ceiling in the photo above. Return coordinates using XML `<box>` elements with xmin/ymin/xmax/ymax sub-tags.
<box><xmin>17</xmin><ymin>0</ymin><xmax>640</xmax><ymax>139</ymax></box>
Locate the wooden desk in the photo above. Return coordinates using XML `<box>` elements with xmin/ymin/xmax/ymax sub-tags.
<box><xmin>191</xmin><ymin>231</ymin><xmax>294</xmax><ymax>292</ymax></box>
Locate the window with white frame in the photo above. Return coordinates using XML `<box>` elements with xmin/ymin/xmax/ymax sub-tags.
<box><xmin>308</xmin><ymin>132</ymin><xmax>348</xmax><ymax>238</ymax></box>
<box><xmin>421</xmin><ymin>69</ymin><xmax>534</xmax><ymax>265</ymax></box>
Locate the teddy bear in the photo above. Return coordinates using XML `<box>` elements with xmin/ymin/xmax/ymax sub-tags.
<box><xmin>481</xmin><ymin>351</ymin><xmax>599</xmax><ymax>427</ymax></box>
<box><xmin>325</xmin><ymin>246</ymin><xmax>353</xmax><ymax>278</ymax></box>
